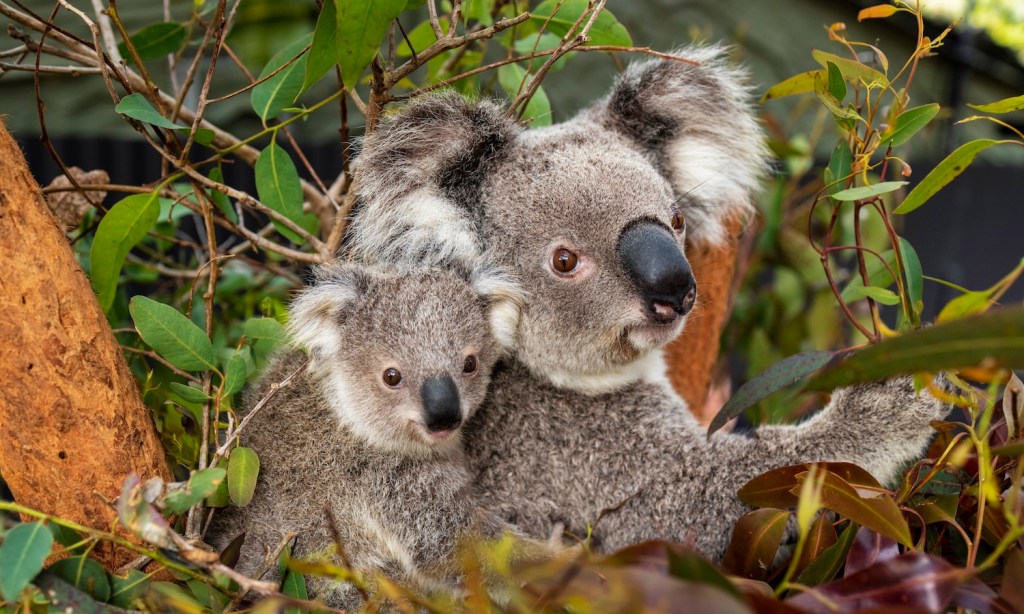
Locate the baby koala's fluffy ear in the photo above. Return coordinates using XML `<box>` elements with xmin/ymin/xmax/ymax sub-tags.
<box><xmin>468</xmin><ymin>264</ymin><xmax>527</xmax><ymax>352</ymax></box>
<box><xmin>585</xmin><ymin>45</ymin><xmax>771</xmax><ymax>246</ymax></box>
<box><xmin>346</xmin><ymin>92</ymin><xmax>521</xmax><ymax>268</ymax></box>
<box><xmin>287</xmin><ymin>262</ymin><xmax>368</xmax><ymax>357</ymax></box>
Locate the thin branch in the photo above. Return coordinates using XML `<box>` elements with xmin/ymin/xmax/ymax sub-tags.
<box><xmin>426</xmin><ymin>0</ymin><xmax>444</xmax><ymax>38</ymax></box>
<box><xmin>0</xmin><ymin>61</ymin><xmax>98</xmax><ymax>74</ymax></box>
<box><xmin>88</xmin><ymin>0</ymin><xmax>121</xmax><ymax>63</ymax></box>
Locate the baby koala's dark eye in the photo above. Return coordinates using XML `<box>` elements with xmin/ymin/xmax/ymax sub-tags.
<box><xmin>382</xmin><ymin>368</ymin><xmax>403</xmax><ymax>388</ymax></box>
<box><xmin>552</xmin><ymin>248</ymin><xmax>579</xmax><ymax>274</ymax></box>
<box><xmin>671</xmin><ymin>210</ymin><xmax>686</xmax><ymax>233</ymax></box>
<box><xmin>462</xmin><ymin>355</ymin><xmax>478</xmax><ymax>375</ymax></box>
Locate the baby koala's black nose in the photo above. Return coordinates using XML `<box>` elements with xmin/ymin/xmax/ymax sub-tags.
<box><xmin>618</xmin><ymin>220</ymin><xmax>697</xmax><ymax>322</ymax></box>
<box><xmin>420</xmin><ymin>376</ymin><xmax>462</xmax><ymax>433</ymax></box>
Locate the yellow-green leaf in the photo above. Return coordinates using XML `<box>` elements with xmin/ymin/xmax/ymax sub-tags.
<box><xmin>812</xmin><ymin>50</ymin><xmax>888</xmax><ymax>88</ymax></box>
<box><xmin>967</xmin><ymin>94</ymin><xmax>1024</xmax><ymax>114</ymax></box>
<box><xmin>228</xmin><ymin>447</ymin><xmax>260</xmax><ymax>507</ymax></box>
<box><xmin>881</xmin><ymin>103</ymin><xmax>940</xmax><ymax>147</ymax></box>
<box><xmin>303</xmin><ymin>0</ymin><xmax>338</xmax><ymax>91</ymax></box>
<box><xmin>254</xmin><ymin>142</ymin><xmax>304</xmax><ymax>244</ymax></box>
<box><xmin>894</xmin><ymin>139</ymin><xmax>1001</xmax><ymax>214</ymax></box>
<box><xmin>831</xmin><ymin>181</ymin><xmax>907</xmax><ymax>201</ymax></box>
<box><xmin>251</xmin><ymin>35</ymin><xmax>311</xmax><ymax>120</ymax></box>
<box><xmin>761</xmin><ymin>70</ymin><xmax>823</xmax><ymax>102</ymax></box>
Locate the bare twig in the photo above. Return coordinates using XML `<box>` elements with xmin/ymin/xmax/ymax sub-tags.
<box><xmin>88</xmin><ymin>0</ymin><xmax>121</xmax><ymax>63</ymax></box>
<box><xmin>0</xmin><ymin>61</ymin><xmax>97</xmax><ymax>73</ymax></box>
<box><xmin>426</xmin><ymin>0</ymin><xmax>444</xmax><ymax>38</ymax></box>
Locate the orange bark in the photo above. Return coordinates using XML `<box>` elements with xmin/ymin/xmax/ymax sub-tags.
<box><xmin>0</xmin><ymin>120</ymin><xmax>171</xmax><ymax>569</ymax></box>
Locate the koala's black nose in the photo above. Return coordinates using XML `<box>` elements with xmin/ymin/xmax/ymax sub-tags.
<box><xmin>420</xmin><ymin>376</ymin><xmax>462</xmax><ymax>432</ymax></box>
<box><xmin>618</xmin><ymin>220</ymin><xmax>697</xmax><ymax>322</ymax></box>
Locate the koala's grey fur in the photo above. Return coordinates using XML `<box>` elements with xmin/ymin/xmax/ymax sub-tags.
<box><xmin>340</xmin><ymin>45</ymin><xmax>951</xmax><ymax>561</ymax></box>
<box><xmin>208</xmin><ymin>264</ymin><xmax>550</xmax><ymax>607</ymax></box>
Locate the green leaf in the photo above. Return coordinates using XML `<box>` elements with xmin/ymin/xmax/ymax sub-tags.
<box><xmin>337</xmin><ymin>0</ymin><xmax>406</xmax><ymax>88</ymax></box>
<box><xmin>47</xmin><ymin>556</ymin><xmax>111</xmax><ymax>602</ymax></box>
<box><xmin>221</xmin><ymin>352</ymin><xmax>248</xmax><ymax>397</ymax></box>
<box><xmin>207</xmin><ymin>167</ymin><xmax>237</xmax><ymax>224</ymax></box>
<box><xmin>898</xmin><ymin>237</ymin><xmax>923</xmax><ymax>316</ymax></box>
<box><xmin>937</xmin><ymin>291</ymin><xmax>989</xmax><ymax>323</ymax></box>
<box><xmin>48</xmin><ymin>524</ymin><xmax>85</xmax><ymax>554</ymax></box>
<box><xmin>118</xmin><ymin>22</ymin><xmax>185</xmax><ymax>62</ymax></box>
<box><xmin>842</xmin><ymin>250</ymin><xmax>897</xmax><ymax>303</ymax></box>
<box><xmin>826</xmin><ymin>62</ymin><xmax>846</xmax><ymax>102</ymax></box>
<box><xmin>90</xmin><ymin>192</ymin><xmax>162</xmax><ymax>312</ymax></box>
<box><xmin>709</xmin><ymin>351</ymin><xmax>837</xmax><ymax>435</ymax></box>
<box><xmin>303</xmin><ymin>0</ymin><xmax>338</xmax><ymax>91</ymax></box>
<box><xmin>251</xmin><ymin>34</ymin><xmax>312</xmax><ymax>120</ymax></box>
<box><xmin>760</xmin><ymin>70</ymin><xmax>823</xmax><ymax>102</ymax></box>
<box><xmin>806</xmin><ymin>308</ymin><xmax>1024</xmax><ymax>390</ymax></box>
<box><xmin>280</xmin><ymin>568</ymin><xmax>308</xmax><ymax>612</ymax></box>
<box><xmin>530</xmin><ymin>0</ymin><xmax>632</xmax><ymax>46</ymax></box>
<box><xmin>498</xmin><ymin>63</ymin><xmax>552</xmax><ymax>127</ymax></box>
<box><xmin>831</xmin><ymin>181</ymin><xmax>907</xmax><ymax>201</ymax></box>
<box><xmin>967</xmin><ymin>94</ymin><xmax>1024</xmax><ymax>114</ymax></box>
<box><xmin>854</xmin><ymin>286</ymin><xmax>902</xmax><ymax>305</ymax></box>
<box><xmin>811</xmin><ymin>50</ymin><xmax>888</xmax><ymax>88</ymax></box>
<box><xmin>826</xmin><ymin>140</ymin><xmax>853</xmax><ymax>195</ymax></box>
<box><xmin>115</xmin><ymin>93</ymin><xmax>183</xmax><ymax>130</ymax></box>
<box><xmin>254</xmin><ymin>142</ymin><xmax>305</xmax><ymax>244</ymax></box>
<box><xmin>0</xmin><ymin>521</ymin><xmax>53</xmax><ymax>602</ymax></box>
<box><xmin>814</xmin><ymin>72</ymin><xmax>861</xmax><ymax>120</ymax></box>
<box><xmin>228</xmin><ymin>447</ymin><xmax>260</xmax><ymax>507</ymax></box>
<box><xmin>205</xmin><ymin>458</ymin><xmax>230</xmax><ymax>508</ymax></box>
<box><xmin>164</xmin><ymin>467</ymin><xmax>227</xmax><ymax>514</ymax></box>
<box><xmin>244</xmin><ymin>317</ymin><xmax>290</xmax><ymax>346</ymax></box>
<box><xmin>796</xmin><ymin>522</ymin><xmax>857</xmax><ymax>586</ymax></box>
<box><xmin>109</xmin><ymin>570</ymin><xmax>149</xmax><ymax>609</ymax></box>
<box><xmin>894</xmin><ymin>139</ymin><xmax>1000</xmax><ymax>214</ymax></box>
<box><xmin>169</xmin><ymin>382</ymin><xmax>211</xmax><ymax>404</ymax></box>
<box><xmin>129</xmin><ymin>296</ymin><xmax>217</xmax><ymax>372</ymax></box>
<box><xmin>880</xmin><ymin>103</ymin><xmax>940</xmax><ymax>147</ymax></box>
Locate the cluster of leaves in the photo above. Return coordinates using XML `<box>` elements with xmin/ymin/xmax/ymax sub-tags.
<box><xmin>1</xmin><ymin>0</ymin><xmax>1024</xmax><ymax>612</ymax></box>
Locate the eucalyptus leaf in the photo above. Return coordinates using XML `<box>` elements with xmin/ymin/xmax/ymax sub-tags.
<box><xmin>169</xmin><ymin>382</ymin><xmax>211</xmax><ymax>404</ymax></box>
<box><xmin>251</xmin><ymin>35</ymin><xmax>312</xmax><ymax>120</ymax></box>
<box><xmin>806</xmin><ymin>308</ymin><xmax>1024</xmax><ymax>390</ymax></box>
<box><xmin>760</xmin><ymin>70</ymin><xmax>823</xmax><ymax>102</ymax></box>
<box><xmin>498</xmin><ymin>63</ymin><xmax>552</xmax><ymax>127</ymax></box>
<box><xmin>967</xmin><ymin>94</ymin><xmax>1024</xmax><ymax>114</ymax></box>
<box><xmin>894</xmin><ymin>139</ymin><xmax>1001</xmax><ymax>214</ymax></box>
<box><xmin>337</xmin><ymin>0</ymin><xmax>407</xmax><ymax>88</ymax></box>
<box><xmin>228</xmin><ymin>447</ymin><xmax>260</xmax><ymax>507</ymax></box>
<box><xmin>115</xmin><ymin>93</ymin><xmax>184</xmax><ymax>130</ymax></box>
<box><xmin>222</xmin><ymin>352</ymin><xmax>248</xmax><ymax>396</ymax></box>
<box><xmin>244</xmin><ymin>317</ymin><xmax>290</xmax><ymax>347</ymax></box>
<box><xmin>530</xmin><ymin>0</ymin><xmax>632</xmax><ymax>46</ymax></box>
<box><xmin>0</xmin><ymin>521</ymin><xmax>53</xmax><ymax>602</ymax></box>
<box><xmin>831</xmin><ymin>181</ymin><xmax>907</xmax><ymax>201</ymax></box>
<box><xmin>47</xmin><ymin>556</ymin><xmax>111</xmax><ymax>602</ymax></box>
<box><xmin>304</xmin><ymin>0</ymin><xmax>339</xmax><ymax>91</ymax></box>
<box><xmin>880</xmin><ymin>103</ymin><xmax>940</xmax><ymax>147</ymax></box>
<box><xmin>90</xmin><ymin>192</ymin><xmax>162</xmax><ymax>312</ymax></box>
<box><xmin>254</xmin><ymin>142</ymin><xmax>305</xmax><ymax>244</ymax></box>
<box><xmin>118</xmin><ymin>22</ymin><xmax>185</xmax><ymax>62</ymax></box>
<box><xmin>129</xmin><ymin>296</ymin><xmax>217</xmax><ymax>372</ymax></box>
<box><xmin>709</xmin><ymin>351</ymin><xmax>838</xmax><ymax>435</ymax></box>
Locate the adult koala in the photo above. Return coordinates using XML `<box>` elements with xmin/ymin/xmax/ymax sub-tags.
<box><xmin>342</xmin><ymin>46</ymin><xmax>948</xmax><ymax>559</ymax></box>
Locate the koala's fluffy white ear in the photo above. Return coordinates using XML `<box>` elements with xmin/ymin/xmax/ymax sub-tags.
<box><xmin>469</xmin><ymin>265</ymin><xmax>527</xmax><ymax>352</ymax></box>
<box><xmin>585</xmin><ymin>45</ymin><xmax>771</xmax><ymax>246</ymax></box>
<box><xmin>287</xmin><ymin>263</ymin><xmax>366</xmax><ymax>357</ymax></box>
<box><xmin>346</xmin><ymin>92</ymin><xmax>521</xmax><ymax>268</ymax></box>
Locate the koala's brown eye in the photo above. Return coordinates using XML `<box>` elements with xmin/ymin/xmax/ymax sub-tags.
<box><xmin>552</xmin><ymin>248</ymin><xmax>579</xmax><ymax>274</ymax></box>
<box><xmin>671</xmin><ymin>210</ymin><xmax>686</xmax><ymax>233</ymax></box>
<box><xmin>382</xmin><ymin>368</ymin><xmax>403</xmax><ymax>388</ymax></box>
<box><xmin>462</xmin><ymin>355</ymin><xmax>478</xmax><ymax>375</ymax></box>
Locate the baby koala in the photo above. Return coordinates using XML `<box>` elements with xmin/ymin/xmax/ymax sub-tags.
<box><xmin>210</xmin><ymin>262</ymin><xmax>547</xmax><ymax>607</ymax></box>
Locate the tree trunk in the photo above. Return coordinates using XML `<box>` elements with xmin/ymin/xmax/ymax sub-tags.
<box><xmin>663</xmin><ymin>216</ymin><xmax>744</xmax><ymax>424</ymax></box>
<box><xmin>0</xmin><ymin>120</ymin><xmax>171</xmax><ymax>569</ymax></box>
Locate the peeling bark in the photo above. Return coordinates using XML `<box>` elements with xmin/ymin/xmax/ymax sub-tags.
<box><xmin>0</xmin><ymin>120</ymin><xmax>171</xmax><ymax>569</ymax></box>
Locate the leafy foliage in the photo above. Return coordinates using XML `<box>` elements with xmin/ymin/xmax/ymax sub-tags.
<box><xmin>0</xmin><ymin>0</ymin><xmax>1022</xmax><ymax>612</ymax></box>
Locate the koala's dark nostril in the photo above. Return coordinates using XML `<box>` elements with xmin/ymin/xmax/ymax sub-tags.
<box><xmin>420</xmin><ymin>376</ymin><xmax>462</xmax><ymax>432</ymax></box>
<box><xmin>618</xmin><ymin>220</ymin><xmax>696</xmax><ymax>321</ymax></box>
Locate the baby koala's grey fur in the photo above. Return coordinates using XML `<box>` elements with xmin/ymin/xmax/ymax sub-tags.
<box><xmin>341</xmin><ymin>45</ymin><xmax>951</xmax><ymax>560</ymax></box>
<box><xmin>209</xmin><ymin>264</ymin><xmax>549</xmax><ymax>607</ymax></box>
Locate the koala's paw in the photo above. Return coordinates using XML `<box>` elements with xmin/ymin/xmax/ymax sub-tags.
<box><xmin>835</xmin><ymin>373</ymin><xmax>954</xmax><ymax>426</ymax></box>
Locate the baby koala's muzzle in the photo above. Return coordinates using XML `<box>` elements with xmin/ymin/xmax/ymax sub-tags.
<box><xmin>420</xmin><ymin>376</ymin><xmax>462</xmax><ymax>433</ymax></box>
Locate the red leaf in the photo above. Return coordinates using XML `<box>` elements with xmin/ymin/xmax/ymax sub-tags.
<box><xmin>794</xmin><ymin>513</ymin><xmax>839</xmax><ymax>578</ymax></box>
<box><xmin>844</xmin><ymin>528</ymin><xmax>899</xmax><ymax>577</ymax></box>
<box><xmin>804</xmin><ymin>471</ymin><xmax>913</xmax><ymax>547</ymax></box>
<box><xmin>722</xmin><ymin>508</ymin><xmax>791</xmax><ymax>580</ymax></box>
<box><xmin>788</xmin><ymin>552</ymin><xmax>964</xmax><ymax>612</ymax></box>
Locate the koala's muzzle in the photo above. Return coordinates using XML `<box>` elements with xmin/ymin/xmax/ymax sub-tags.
<box><xmin>420</xmin><ymin>376</ymin><xmax>462</xmax><ymax>433</ymax></box>
<box><xmin>618</xmin><ymin>220</ymin><xmax>697</xmax><ymax>322</ymax></box>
